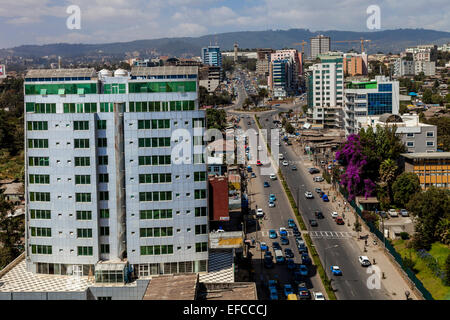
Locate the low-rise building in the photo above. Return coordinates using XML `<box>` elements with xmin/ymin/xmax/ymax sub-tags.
<box><xmin>400</xmin><ymin>152</ymin><xmax>450</xmax><ymax>189</ymax></box>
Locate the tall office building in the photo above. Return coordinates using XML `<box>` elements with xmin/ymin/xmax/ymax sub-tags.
<box><xmin>344</xmin><ymin>76</ymin><xmax>400</xmax><ymax>135</ymax></box>
<box><xmin>256</xmin><ymin>48</ymin><xmax>275</xmax><ymax>78</ymax></box>
<box><xmin>201</xmin><ymin>46</ymin><xmax>222</xmax><ymax>67</ymax></box>
<box><xmin>343</xmin><ymin>53</ymin><xmax>368</xmax><ymax>76</ymax></box>
<box><xmin>306</xmin><ymin>53</ymin><xmax>344</xmax><ymax>128</ymax></box>
<box><xmin>268</xmin><ymin>49</ymin><xmax>302</xmax><ymax>97</ymax></box>
<box><xmin>310</xmin><ymin>35</ymin><xmax>331</xmax><ymax>59</ymax></box>
<box><xmin>23</xmin><ymin>66</ymin><xmax>208</xmax><ymax>279</ymax></box>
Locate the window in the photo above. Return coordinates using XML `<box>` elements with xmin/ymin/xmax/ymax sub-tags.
<box><xmin>75</xmin><ymin>193</ymin><xmax>91</xmax><ymax>203</ymax></box>
<box><xmin>30</xmin><ymin>227</ymin><xmax>51</xmax><ymax>237</ymax></box>
<box><xmin>29</xmin><ymin>192</ymin><xmax>50</xmax><ymax>202</ymax></box>
<box><xmin>427</xmin><ymin>141</ymin><xmax>435</xmax><ymax>146</ymax></box>
<box><xmin>99</xmin><ymin>191</ymin><xmax>109</xmax><ymax>201</ymax></box>
<box><xmin>97</xmin><ymin>120</ymin><xmax>107</xmax><ymax>130</ymax></box>
<box><xmin>25</xmin><ymin>103</ymin><xmax>56</xmax><ymax>113</ymax></box>
<box><xmin>27</xmin><ymin>121</ymin><xmax>48</xmax><ymax>131</ymax></box>
<box><xmin>140</xmin><ymin>227</ymin><xmax>173</xmax><ymax>238</ymax></box>
<box><xmin>195</xmin><ymin>242</ymin><xmax>208</xmax><ymax>253</ymax></box>
<box><xmin>75</xmin><ymin>157</ymin><xmax>90</xmax><ymax>166</ymax></box>
<box><xmin>98</xmin><ymin>138</ymin><xmax>107</xmax><ymax>148</ymax></box>
<box><xmin>100</xmin><ymin>227</ymin><xmax>110</xmax><ymax>236</ymax></box>
<box><xmin>74</xmin><ymin>121</ymin><xmax>89</xmax><ymax>130</ymax></box>
<box><xmin>139</xmin><ymin>191</ymin><xmax>172</xmax><ymax>202</ymax></box>
<box><xmin>138</xmin><ymin>137</ymin><xmax>170</xmax><ymax>148</ymax></box>
<box><xmin>193</xmin><ymin>153</ymin><xmax>205</xmax><ymax>164</ymax></box>
<box><xmin>100</xmin><ymin>244</ymin><xmax>110</xmax><ymax>254</ymax></box>
<box><xmin>76</xmin><ymin>211</ymin><xmax>92</xmax><ymax>220</ymax></box>
<box><xmin>406</xmin><ymin>133</ymin><xmax>414</xmax><ymax>137</ymax></box>
<box><xmin>74</xmin><ymin>139</ymin><xmax>90</xmax><ymax>149</ymax></box>
<box><xmin>29</xmin><ymin>157</ymin><xmax>49</xmax><ymax>166</ymax></box>
<box><xmin>30</xmin><ymin>209</ymin><xmax>51</xmax><ymax>219</ymax></box>
<box><xmin>140</xmin><ymin>209</ymin><xmax>173</xmax><ymax>219</ymax></box>
<box><xmin>31</xmin><ymin>245</ymin><xmax>52</xmax><ymax>254</ymax></box>
<box><xmin>193</xmin><ymin>136</ymin><xmax>204</xmax><ymax>146</ymax></box>
<box><xmin>138</xmin><ymin>155</ymin><xmax>171</xmax><ymax>166</ymax></box>
<box><xmin>100</xmin><ymin>102</ymin><xmax>114</xmax><ymax>112</ymax></box>
<box><xmin>426</xmin><ymin>132</ymin><xmax>434</xmax><ymax>137</ymax></box>
<box><xmin>138</xmin><ymin>173</ymin><xmax>171</xmax><ymax>184</ymax></box>
<box><xmin>77</xmin><ymin>229</ymin><xmax>92</xmax><ymax>238</ymax></box>
<box><xmin>195</xmin><ymin>225</ymin><xmax>207</xmax><ymax>235</ymax></box>
<box><xmin>29</xmin><ymin>174</ymin><xmax>50</xmax><ymax>184</ymax></box>
<box><xmin>195</xmin><ymin>207</ymin><xmax>207</xmax><ymax>217</ymax></box>
<box><xmin>138</xmin><ymin>119</ymin><xmax>170</xmax><ymax>129</ymax></box>
<box><xmin>193</xmin><ymin>118</ymin><xmax>205</xmax><ymax>128</ymax></box>
<box><xmin>99</xmin><ymin>174</ymin><xmax>109</xmax><ymax>183</ymax></box>
<box><xmin>100</xmin><ymin>209</ymin><xmax>110</xmax><ymax>219</ymax></box>
<box><xmin>140</xmin><ymin>245</ymin><xmax>174</xmax><ymax>255</ymax></box>
<box><xmin>194</xmin><ymin>172</ymin><xmax>206</xmax><ymax>182</ymax></box>
<box><xmin>28</xmin><ymin>139</ymin><xmax>48</xmax><ymax>149</ymax></box>
<box><xmin>194</xmin><ymin>189</ymin><xmax>206</xmax><ymax>199</ymax></box>
<box><xmin>77</xmin><ymin>246</ymin><xmax>93</xmax><ymax>256</ymax></box>
<box><xmin>98</xmin><ymin>156</ymin><xmax>108</xmax><ymax>165</ymax></box>
<box><xmin>75</xmin><ymin>175</ymin><xmax>91</xmax><ymax>185</ymax></box>
<box><xmin>407</xmin><ymin>142</ymin><xmax>414</xmax><ymax>147</ymax></box>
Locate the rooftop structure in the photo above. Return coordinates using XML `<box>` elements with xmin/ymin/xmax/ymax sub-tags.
<box><xmin>142</xmin><ymin>274</ymin><xmax>199</xmax><ymax>300</ymax></box>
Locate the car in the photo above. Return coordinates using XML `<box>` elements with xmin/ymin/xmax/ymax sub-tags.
<box><xmin>278</xmin><ymin>153</ymin><xmax>284</xmax><ymax>160</ymax></box>
<box><xmin>293</xmin><ymin>229</ymin><xmax>300</xmax><ymax>237</ymax></box>
<box><xmin>269</xmin><ymin>229</ymin><xmax>277</xmax><ymax>239</ymax></box>
<box><xmin>314</xmin><ymin>187</ymin><xmax>322</xmax><ymax>193</ymax></box>
<box><xmin>272</xmin><ymin>242</ymin><xmax>281</xmax><ymax>250</ymax></box>
<box><xmin>275</xmin><ymin>249</ymin><xmax>285</xmax><ymax>264</ymax></box>
<box><xmin>280</xmin><ymin>236</ymin><xmax>289</xmax><ymax>245</ymax></box>
<box><xmin>297</xmin><ymin>244</ymin><xmax>307</xmax><ymax>254</ymax></box>
<box><xmin>288</xmin><ymin>219</ymin><xmax>296</xmax><ymax>228</ymax></box>
<box><xmin>309</xmin><ymin>168</ymin><xmax>320</xmax><ymax>174</ymax></box>
<box><xmin>264</xmin><ymin>251</ymin><xmax>273</xmax><ymax>259</ymax></box>
<box><xmin>309</xmin><ymin>219</ymin><xmax>318</xmax><ymax>227</ymax></box>
<box><xmin>269</xmin><ymin>287</ymin><xmax>278</xmax><ymax>300</ymax></box>
<box><xmin>291</xmin><ymin>165</ymin><xmax>297</xmax><ymax>171</ymax></box>
<box><xmin>330</xmin><ymin>265</ymin><xmax>342</xmax><ymax>276</ymax></box>
<box><xmin>264</xmin><ymin>256</ymin><xmax>274</xmax><ymax>269</ymax></box>
<box><xmin>269</xmin><ymin>194</ymin><xmax>276</xmax><ymax>201</ymax></box>
<box><xmin>279</xmin><ymin>227</ymin><xmax>288</xmax><ymax>236</ymax></box>
<box><xmin>388</xmin><ymin>209</ymin><xmax>398</xmax><ymax>217</ymax></box>
<box><xmin>284</xmin><ymin>284</ymin><xmax>294</xmax><ymax>297</ymax></box>
<box><xmin>313</xmin><ymin>176</ymin><xmax>324</xmax><ymax>182</ymax></box>
<box><xmin>263</xmin><ymin>181</ymin><xmax>270</xmax><ymax>188</ymax></box>
<box><xmin>284</xmin><ymin>248</ymin><xmax>294</xmax><ymax>258</ymax></box>
<box><xmin>298</xmin><ymin>283</ymin><xmax>311</xmax><ymax>300</ymax></box>
<box><xmin>301</xmin><ymin>253</ymin><xmax>311</xmax><ymax>265</ymax></box>
<box><xmin>322</xmin><ymin>194</ymin><xmax>329</xmax><ymax>202</ymax></box>
<box><xmin>256</xmin><ymin>208</ymin><xmax>264</xmax><ymax>217</ymax></box>
<box><xmin>328</xmin><ymin>164</ymin><xmax>333</xmax><ymax>170</ymax></box>
<box><xmin>313</xmin><ymin>292</ymin><xmax>325</xmax><ymax>300</ymax></box>
<box><xmin>269</xmin><ymin>174</ymin><xmax>277</xmax><ymax>180</ymax></box>
<box><xmin>257</xmin><ymin>146</ymin><xmax>262</xmax><ymax>151</ymax></box>
<box><xmin>298</xmin><ymin>264</ymin><xmax>308</xmax><ymax>277</ymax></box>
<box><xmin>256</xmin><ymin>160</ymin><xmax>262</xmax><ymax>166</ymax></box>
<box><xmin>260</xmin><ymin>242</ymin><xmax>268</xmax><ymax>251</ymax></box>
<box><xmin>268</xmin><ymin>201</ymin><xmax>275</xmax><ymax>207</ymax></box>
<box><xmin>331</xmin><ymin>212</ymin><xmax>339</xmax><ymax>219</ymax></box>
<box><xmin>315</xmin><ymin>211</ymin><xmax>324</xmax><ymax>219</ymax></box>
<box><xmin>335</xmin><ymin>217</ymin><xmax>345</xmax><ymax>225</ymax></box>
<box><xmin>282</xmin><ymin>160</ymin><xmax>289</xmax><ymax>166</ymax></box>
<box><xmin>378</xmin><ymin>210</ymin><xmax>388</xmax><ymax>218</ymax></box>
<box><xmin>268</xmin><ymin>279</ymin><xmax>278</xmax><ymax>289</ymax></box>
<box><xmin>305</xmin><ymin>191</ymin><xmax>314</xmax><ymax>199</ymax></box>
<box><xmin>400</xmin><ymin>209</ymin><xmax>409</xmax><ymax>217</ymax></box>
<box><xmin>359</xmin><ymin>256</ymin><xmax>371</xmax><ymax>267</ymax></box>
<box><xmin>287</xmin><ymin>259</ymin><xmax>296</xmax><ymax>270</ymax></box>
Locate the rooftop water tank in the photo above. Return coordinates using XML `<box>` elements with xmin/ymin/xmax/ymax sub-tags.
<box><xmin>114</xmin><ymin>68</ymin><xmax>128</xmax><ymax>77</ymax></box>
<box><xmin>98</xmin><ymin>69</ymin><xmax>113</xmax><ymax>78</ymax></box>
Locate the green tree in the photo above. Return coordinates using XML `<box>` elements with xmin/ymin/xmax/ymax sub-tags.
<box><xmin>392</xmin><ymin>172</ymin><xmax>421</xmax><ymax>208</ymax></box>
<box><xmin>285</xmin><ymin>122</ymin><xmax>295</xmax><ymax>134</ymax></box>
<box><xmin>445</xmin><ymin>254</ymin><xmax>450</xmax><ymax>286</ymax></box>
<box><xmin>422</xmin><ymin>88</ymin><xmax>433</xmax><ymax>104</ymax></box>
<box><xmin>379</xmin><ymin>158</ymin><xmax>398</xmax><ymax>204</ymax></box>
<box><xmin>206</xmin><ymin>109</ymin><xmax>227</xmax><ymax>131</ymax></box>
<box><xmin>406</xmin><ymin>187</ymin><xmax>450</xmax><ymax>250</ymax></box>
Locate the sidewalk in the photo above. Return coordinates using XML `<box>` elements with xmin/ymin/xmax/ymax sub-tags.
<box><xmin>291</xmin><ymin>140</ymin><xmax>421</xmax><ymax>300</ymax></box>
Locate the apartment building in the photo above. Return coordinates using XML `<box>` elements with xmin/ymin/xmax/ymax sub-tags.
<box><xmin>256</xmin><ymin>48</ymin><xmax>275</xmax><ymax>78</ymax></box>
<box><xmin>202</xmin><ymin>46</ymin><xmax>222</xmax><ymax>67</ymax></box>
<box><xmin>310</xmin><ymin>35</ymin><xmax>330</xmax><ymax>59</ymax></box>
<box><xmin>268</xmin><ymin>49</ymin><xmax>302</xmax><ymax>97</ymax></box>
<box><xmin>343</xmin><ymin>76</ymin><xmax>399</xmax><ymax>135</ymax></box>
<box><xmin>414</xmin><ymin>61</ymin><xmax>436</xmax><ymax>76</ymax></box>
<box><xmin>343</xmin><ymin>53</ymin><xmax>368</xmax><ymax>76</ymax></box>
<box><xmin>23</xmin><ymin>66</ymin><xmax>208</xmax><ymax>280</ymax></box>
<box><xmin>393</xmin><ymin>58</ymin><xmax>415</xmax><ymax>77</ymax></box>
<box><xmin>306</xmin><ymin>53</ymin><xmax>344</xmax><ymax>129</ymax></box>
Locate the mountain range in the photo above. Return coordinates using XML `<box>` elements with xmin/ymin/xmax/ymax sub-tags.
<box><xmin>1</xmin><ymin>28</ymin><xmax>450</xmax><ymax>60</ymax></box>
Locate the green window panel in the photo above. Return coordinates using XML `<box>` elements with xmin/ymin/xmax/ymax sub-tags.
<box><xmin>74</xmin><ymin>139</ymin><xmax>90</xmax><ymax>148</ymax></box>
<box><xmin>195</xmin><ymin>207</ymin><xmax>207</xmax><ymax>217</ymax></box>
<box><xmin>140</xmin><ymin>245</ymin><xmax>173</xmax><ymax>255</ymax></box>
<box><xmin>139</xmin><ymin>191</ymin><xmax>172</xmax><ymax>202</ymax></box>
<box><xmin>30</xmin><ymin>227</ymin><xmax>52</xmax><ymax>237</ymax></box>
<box><xmin>28</xmin><ymin>157</ymin><xmax>49</xmax><ymax>166</ymax></box>
<box><xmin>28</xmin><ymin>139</ymin><xmax>48</xmax><ymax>148</ymax></box>
<box><xmin>98</xmin><ymin>173</ymin><xmax>109</xmax><ymax>183</ymax></box>
<box><xmin>76</xmin><ymin>210</ymin><xmax>92</xmax><ymax>220</ymax></box>
<box><xmin>99</xmin><ymin>191</ymin><xmax>109</xmax><ymax>201</ymax></box>
<box><xmin>195</xmin><ymin>225</ymin><xmax>207</xmax><ymax>235</ymax></box>
<box><xmin>98</xmin><ymin>156</ymin><xmax>108</xmax><ymax>165</ymax></box>
<box><xmin>97</xmin><ymin>120</ymin><xmax>107</xmax><ymax>130</ymax></box>
<box><xmin>100</xmin><ymin>209</ymin><xmax>110</xmax><ymax>219</ymax></box>
<box><xmin>138</xmin><ymin>173</ymin><xmax>171</xmax><ymax>184</ymax></box>
<box><xmin>75</xmin><ymin>193</ymin><xmax>91</xmax><ymax>203</ymax></box>
<box><xmin>194</xmin><ymin>172</ymin><xmax>206</xmax><ymax>182</ymax></box>
<box><xmin>100</xmin><ymin>102</ymin><xmax>114</xmax><ymax>112</ymax></box>
<box><xmin>74</xmin><ymin>121</ymin><xmax>89</xmax><ymax>130</ymax></box>
<box><xmin>25</xmin><ymin>83</ymin><xmax>98</xmax><ymax>95</ymax></box>
<box><xmin>104</xmin><ymin>83</ymin><xmax>126</xmax><ymax>94</ymax></box>
<box><xmin>29</xmin><ymin>192</ymin><xmax>50</xmax><ymax>202</ymax></box>
<box><xmin>195</xmin><ymin>242</ymin><xmax>208</xmax><ymax>253</ymax></box>
<box><xmin>77</xmin><ymin>246</ymin><xmax>93</xmax><ymax>256</ymax></box>
<box><xmin>139</xmin><ymin>209</ymin><xmax>172</xmax><ymax>220</ymax></box>
<box><xmin>30</xmin><ymin>209</ymin><xmax>51</xmax><ymax>219</ymax></box>
<box><xmin>98</xmin><ymin>138</ymin><xmax>107</xmax><ymax>148</ymax></box>
<box><xmin>31</xmin><ymin>245</ymin><xmax>52</xmax><ymax>254</ymax></box>
<box><xmin>100</xmin><ymin>244</ymin><xmax>110</xmax><ymax>254</ymax></box>
<box><xmin>74</xmin><ymin>157</ymin><xmax>90</xmax><ymax>166</ymax></box>
<box><xmin>100</xmin><ymin>226</ymin><xmax>109</xmax><ymax>236</ymax></box>
<box><xmin>26</xmin><ymin>103</ymin><xmax>56</xmax><ymax>114</ymax></box>
<box><xmin>77</xmin><ymin>228</ymin><xmax>92</xmax><ymax>238</ymax></box>
<box><xmin>128</xmin><ymin>81</ymin><xmax>196</xmax><ymax>93</ymax></box>
<box><xmin>75</xmin><ymin>175</ymin><xmax>91</xmax><ymax>185</ymax></box>
<box><xmin>27</xmin><ymin>121</ymin><xmax>48</xmax><ymax>131</ymax></box>
<box><xmin>194</xmin><ymin>189</ymin><xmax>207</xmax><ymax>199</ymax></box>
<box><xmin>29</xmin><ymin>174</ymin><xmax>50</xmax><ymax>184</ymax></box>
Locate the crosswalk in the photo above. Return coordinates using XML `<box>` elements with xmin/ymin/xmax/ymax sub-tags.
<box><xmin>259</xmin><ymin>230</ymin><xmax>294</xmax><ymax>237</ymax></box>
<box><xmin>308</xmin><ymin>231</ymin><xmax>355</xmax><ymax>239</ymax></box>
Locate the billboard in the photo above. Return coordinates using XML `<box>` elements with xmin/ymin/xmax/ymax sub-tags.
<box><xmin>0</xmin><ymin>64</ymin><xmax>5</xmax><ymax>78</ymax></box>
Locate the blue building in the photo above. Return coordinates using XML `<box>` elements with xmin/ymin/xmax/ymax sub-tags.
<box><xmin>201</xmin><ymin>46</ymin><xmax>222</xmax><ymax>67</ymax></box>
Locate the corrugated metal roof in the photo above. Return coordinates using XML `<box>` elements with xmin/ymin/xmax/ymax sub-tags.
<box><xmin>25</xmin><ymin>68</ymin><xmax>97</xmax><ymax>79</ymax></box>
<box><xmin>401</xmin><ymin>152</ymin><xmax>450</xmax><ymax>159</ymax></box>
<box><xmin>131</xmin><ymin>66</ymin><xmax>198</xmax><ymax>77</ymax></box>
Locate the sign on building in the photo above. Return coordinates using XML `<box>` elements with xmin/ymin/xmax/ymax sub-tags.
<box><xmin>0</xmin><ymin>64</ymin><xmax>6</xmax><ymax>78</ymax></box>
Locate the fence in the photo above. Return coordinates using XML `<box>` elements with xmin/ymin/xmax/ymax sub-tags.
<box><xmin>339</xmin><ymin>186</ymin><xmax>434</xmax><ymax>300</ymax></box>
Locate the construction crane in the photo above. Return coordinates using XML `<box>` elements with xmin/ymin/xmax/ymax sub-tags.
<box><xmin>334</xmin><ymin>38</ymin><xmax>372</xmax><ymax>53</ymax></box>
<box><xmin>292</xmin><ymin>41</ymin><xmax>307</xmax><ymax>54</ymax></box>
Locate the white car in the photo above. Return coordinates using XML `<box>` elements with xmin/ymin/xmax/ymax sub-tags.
<box><xmin>278</xmin><ymin>153</ymin><xmax>284</xmax><ymax>160</ymax></box>
<box><xmin>268</xmin><ymin>201</ymin><xmax>275</xmax><ymax>207</ymax></box>
<box><xmin>258</xmin><ymin>145</ymin><xmax>262</xmax><ymax>151</ymax></box>
<box><xmin>256</xmin><ymin>208</ymin><xmax>264</xmax><ymax>217</ymax></box>
<box><xmin>331</xmin><ymin>212</ymin><xmax>339</xmax><ymax>219</ymax></box>
<box><xmin>304</xmin><ymin>191</ymin><xmax>313</xmax><ymax>199</ymax></box>
<box><xmin>388</xmin><ymin>209</ymin><xmax>398</xmax><ymax>217</ymax></box>
<box><xmin>400</xmin><ymin>209</ymin><xmax>409</xmax><ymax>217</ymax></box>
<box><xmin>282</xmin><ymin>160</ymin><xmax>289</xmax><ymax>166</ymax></box>
<box><xmin>313</xmin><ymin>292</ymin><xmax>325</xmax><ymax>300</ymax></box>
<box><xmin>358</xmin><ymin>256</ymin><xmax>371</xmax><ymax>267</ymax></box>
<box><xmin>314</xmin><ymin>176</ymin><xmax>324</xmax><ymax>182</ymax></box>
<box><xmin>270</xmin><ymin>174</ymin><xmax>277</xmax><ymax>180</ymax></box>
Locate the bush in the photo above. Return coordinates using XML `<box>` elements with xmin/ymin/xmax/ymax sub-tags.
<box><xmin>400</xmin><ymin>232</ymin><xmax>410</xmax><ymax>240</ymax></box>
<box><xmin>403</xmin><ymin>256</ymin><xmax>416</xmax><ymax>272</ymax></box>
<box><xmin>445</xmin><ymin>254</ymin><xmax>450</xmax><ymax>286</ymax></box>
<box><xmin>322</xmin><ymin>170</ymin><xmax>331</xmax><ymax>184</ymax></box>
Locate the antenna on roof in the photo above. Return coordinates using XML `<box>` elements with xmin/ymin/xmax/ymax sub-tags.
<box><xmin>58</xmin><ymin>56</ymin><xmax>61</xmax><ymax>69</ymax></box>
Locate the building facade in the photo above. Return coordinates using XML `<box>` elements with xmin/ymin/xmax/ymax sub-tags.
<box><xmin>310</xmin><ymin>35</ymin><xmax>330</xmax><ymax>59</ymax></box>
<box><xmin>23</xmin><ymin>66</ymin><xmax>208</xmax><ymax>279</ymax></box>
<box><xmin>393</xmin><ymin>59</ymin><xmax>415</xmax><ymax>77</ymax></box>
<box><xmin>401</xmin><ymin>153</ymin><xmax>450</xmax><ymax>190</ymax></box>
<box><xmin>343</xmin><ymin>53</ymin><xmax>368</xmax><ymax>76</ymax></box>
<box><xmin>268</xmin><ymin>49</ymin><xmax>302</xmax><ymax>97</ymax></box>
<box><xmin>256</xmin><ymin>48</ymin><xmax>275</xmax><ymax>78</ymax></box>
<box><xmin>202</xmin><ymin>46</ymin><xmax>222</xmax><ymax>67</ymax></box>
<box><xmin>414</xmin><ymin>61</ymin><xmax>436</xmax><ymax>76</ymax></box>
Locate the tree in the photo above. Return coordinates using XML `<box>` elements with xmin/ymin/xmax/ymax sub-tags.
<box><xmin>392</xmin><ymin>172</ymin><xmax>421</xmax><ymax>208</ymax></box>
<box><xmin>206</xmin><ymin>109</ymin><xmax>227</xmax><ymax>131</ymax></box>
<box><xmin>445</xmin><ymin>254</ymin><xmax>450</xmax><ymax>286</ymax></box>
<box><xmin>379</xmin><ymin>158</ymin><xmax>398</xmax><ymax>204</ymax></box>
<box><xmin>0</xmin><ymin>187</ymin><xmax>24</xmax><ymax>268</ymax></box>
<box><xmin>285</xmin><ymin>122</ymin><xmax>295</xmax><ymax>134</ymax></box>
<box><xmin>406</xmin><ymin>187</ymin><xmax>450</xmax><ymax>250</ymax></box>
<box><xmin>422</xmin><ymin>88</ymin><xmax>433</xmax><ymax>104</ymax></box>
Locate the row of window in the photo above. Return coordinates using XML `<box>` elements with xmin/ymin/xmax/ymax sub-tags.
<box><xmin>140</xmin><ymin>209</ymin><xmax>173</xmax><ymax>220</ymax></box>
<box><xmin>139</xmin><ymin>173</ymin><xmax>171</xmax><ymax>184</ymax></box>
<box><xmin>129</xmin><ymin>101</ymin><xmax>195</xmax><ymax>112</ymax></box>
<box><xmin>139</xmin><ymin>227</ymin><xmax>173</xmax><ymax>238</ymax></box>
<box><xmin>140</xmin><ymin>245</ymin><xmax>174</xmax><ymax>256</ymax></box>
<box><xmin>138</xmin><ymin>119</ymin><xmax>171</xmax><ymax>130</ymax></box>
<box><xmin>138</xmin><ymin>137</ymin><xmax>171</xmax><ymax>148</ymax></box>
<box><xmin>30</xmin><ymin>245</ymin><xmax>109</xmax><ymax>255</ymax></box>
<box><xmin>139</xmin><ymin>191</ymin><xmax>173</xmax><ymax>202</ymax></box>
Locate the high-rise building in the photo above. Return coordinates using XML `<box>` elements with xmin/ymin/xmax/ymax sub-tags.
<box><xmin>343</xmin><ymin>76</ymin><xmax>400</xmax><ymax>135</ymax></box>
<box><xmin>310</xmin><ymin>35</ymin><xmax>330</xmax><ymax>59</ymax></box>
<box><xmin>393</xmin><ymin>58</ymin><xmax>415</xmax><ymax>77</ymax></box>
<box><xmin>343</xmin><ymin>53</ymin><xmax>368</xmax><ymax>76</ymax></box>
<box><xmin>202</xmin><ymin>46</ymin><xmax>222</xmax><ymax>67</ymax></box>
<box><xmin>269</xmin><ymin>59</ymin><xmax>291</xmax><ymax>98</ymax></box>
<box><xmin>268</xmin><ymin>49</ymin><xmax>302</xmax><ymax>96</ymax></box>
<box><xmin>414</xmin><ymin>61</ymin><xmax>436</xmax><ymax>76</ymax></box>
<box><xmin>23</xmin><ymin>66</ymin><xmax>208</xmax><ymax>278</ymax></box>
<box><xmin>306</xmin><ymin>53</ymin><xmax>344</xmax><ymax>128</ymax></box>
<box><xmin>256</xmin><ymin>48</ymin><xmax>275</xmax><ymax>78</ymax></box>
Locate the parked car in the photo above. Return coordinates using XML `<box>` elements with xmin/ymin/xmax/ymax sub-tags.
<box><xmin>314</xmin><ymin>176</ymin><xmax>324</xmax><ymax>182</ymax></box>
<box><xmin>280</xmin><ymin>236</ymin><xmax>289</xmax><ymax>245</ymax></box>
<box><xmin>269</xmin><ymin>194</ymin><xmax>276</xmax><ymax>201</ymax></box>
<box><xmin>284</xmin><ymin>248</ymin><xmax>294</xmax><ymax>258</ymax></box>
<box><xmin>264</xmin><ymin>256</ymin><xmax>274</xmax><ymax>269</ymax></box>
<box><xmin>388</xmin><ymin>209</ymin><xmax>398</xmax><ymax>217</ymax></box>
<box><xmin>330</xmin><ymin>265</ymin><xmax>342</xmax><ymax>276</ymax></box>
<box><xmin>322</xmin><ymin>194</ymin><xmax>329</xmax><ymax>202</ymax></box>
<box><xmin>315</xmin><ymin>211</ymin><xmax>324</xmax><ymax>219</ymax></box>
<box><xmin>278</xmin><ymin>153</ymin><xmax>284</xmax><ymax>160</ymax></box>
<box><xmin>298</xmin><ymin>264</ymin><xmax>308</xmax><ymax>277</ymax></box>
<box><xmin>282</xmin><ymin>160</ymin><xmax>289</xmax><ymax>166</ymax></box>
<box><xmin>269</xmin><ymin>287</ymin><xmax>278</xmax><ymax>300</ymax></box>
<box><xmin>309</xmin><ymin>219</ymin><xmax>318</xmax><ymax>227</ymax></box>
<box><xmin>301</xmin><ymin>253</ymin><xmax>311</xmax><ymax>265</ymax></box>
<box><xmin>315</xmin><ymin>187</ymin><xmax>322</xmax><ymax>193</ymax></box>
<box><xmin>305</xmin><ymin>191</ymin><xmax>314</xmax><ymax>199</ymax></box>
<box><xmin>270</xmin><ymin>174</ymin><xmax>277</xmax><ymax>180</ymax></box>
<box><xmin>309</xmin><ymin>168</ymin><xmax>320</xmax><ymax>174</ymax></box>
<box><xmin>298</xmin><ymin>283</ymin><xmax>311</xmax><ymax>300</ymax></box>
<box><xmin>358</xmin><ymin>256</ymin><xmax>371</xmax><ymax>267</ymax></box>
<box><xmin>331</xmin><ymin>211</ymin><xmax>339</xmax><ymax>219</ymax></box>
<box><xmin>279</xmin><ymin>227</ymin><xmax>288</xmax><ymax>236</ymax></box>
<box><xmin>400</xmin><ymin>209</ymin><xmax>409</xmax><ymax>217</ymax></box>
<box><xmin>378</xmin><ymin>211</ymin><xmax>387</xmax><ymax>218</ymax></box>
<box><xmin>288</xmin><ymin>219</ymin><xmax>296</xmax><ymax>228</ymax></box>
<box><xmin>269</xmin><ymin>229</ymin><xmax>277</xmax><ymax>239</ymax></box>
<box><xmin>263</xmin><ymin>181</ymin><xmax>270</xmax><ymax>188</ymax></box>
<box><xmin>256</xmin><ymin>208</ymin><xmax>264</xmax><ymax>218</ymax></box>
<box><xmin>292</xmin><ymin>165</ymin><xmax>297</xmax><ymax>171</ymax></box>
<box><xmin>313</xmin><ymin>292</ymin><xmax>325</xmax><ymax>300</ymax></box>
<box><xmin>284</xmin><ymin>284</ymin><xmax>294</xmax><ymax>297</ymax></box>
<box><xmin>287</xmin><ymin>259</ymin><xmax>296</xmax><ymax>270</ymax></box>
<box><xmin>251</xmin><ymin>172</ymin><xmax>256</xmax><ymax>178</ymax></box>
<box><xmin>272</xmin><ymin>242</ymin><xmax>281</xmax><ymax>250</ymax></box>
<box><xmin>260</xmin><ymin>242</ymin><xmax>268</xmax><ymax>251</ymax></box>
<box><xmin>335</xmin><ymin>217</ymin><xmax>345</xmax><ymax>225</ymax></box>
<box><xmin>275</xmin><ymin>249</ymin><xmax>285</xmax><ymax>264</ymax></box>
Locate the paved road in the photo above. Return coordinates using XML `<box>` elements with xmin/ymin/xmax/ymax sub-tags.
<box><xmin>254</xmin><ymin>111</ymin><xmax>393</xmax><ymax>300</ymax></box>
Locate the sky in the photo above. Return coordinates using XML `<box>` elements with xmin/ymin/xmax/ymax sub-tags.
<box><xmin>0</xmin><ymin>0</ymin><xmax>449</xmax><ymax>49</ymax></box>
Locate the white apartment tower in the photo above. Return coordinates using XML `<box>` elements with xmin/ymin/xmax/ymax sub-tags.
<box><xmin>310</xmin><ymin>35</ymin><xmax>331</xmax><ymax>59</ymax></box>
